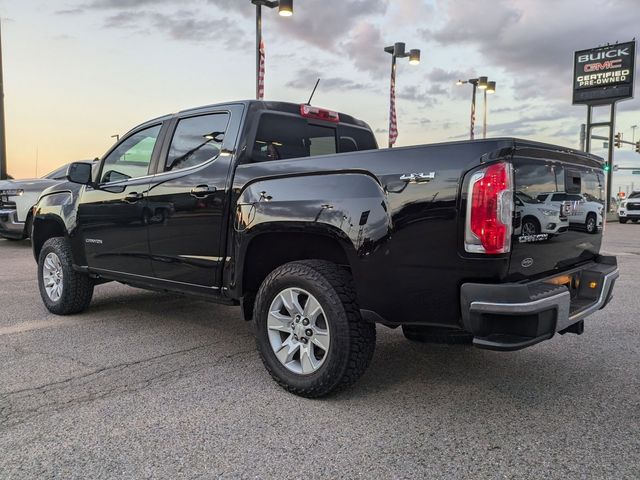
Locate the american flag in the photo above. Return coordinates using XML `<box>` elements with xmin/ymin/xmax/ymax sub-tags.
<box><xmin>470</xmin><ymin>96</ymin><xmax>476</xmax><ymax>140</ymax></box>
<box><xmin>388</xmin><ymin>62</ymin><xmax>398</xmax><ymax>147</ymax></box>
<box><xmin>258</xmin><ymin>40</ymin><xmax>265</xmax><ymax>100</ymax></box>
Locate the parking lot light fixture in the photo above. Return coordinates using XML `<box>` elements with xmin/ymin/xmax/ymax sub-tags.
<box><xmin>409</xmin><ymin>49</ymin><xmax>421</xmax><ymax>65</ymax></box>
<box><xmin>483</xmin><ymin>81</ymin><xmax>496</xmax><ymax>138</ymax></box>
<box><xmin>251</xmin><ymin>0</ymin><xmax>293</xmax><ymax>99</ymax></box>
<box><xmin>384</xmin><ymin>42</ymin><xmax>422</xmax><ymax>148</ymax></box>
<box><xmin>457</xmin><ymin>76</ymin><xmax>496</xmax><ymax>140</ymax></box>
<box><xmin>278</xmin><ymin>0</ymin><xmax>293</xmax><ymax>16</ymax></box>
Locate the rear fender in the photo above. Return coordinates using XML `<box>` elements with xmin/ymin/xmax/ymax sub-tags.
<box><xmin>228</xmin><ymin>172</ymin><xmax>390</xmax><ymax>297</ymax></box>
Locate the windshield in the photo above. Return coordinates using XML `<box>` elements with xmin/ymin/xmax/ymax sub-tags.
<box><xmin>515</xmin><ymin>191</ymin><xmax>541</xmax><ymax>204</ymax></box>
<box><xmin>629</xmin><ymin>192</ymin><xmax>640</xmax><ymax>199</ymax></box>
<box><xmin>43</xmin><ymin>164</ymin><xmax>68</xmax><ymax>180</ymax></box>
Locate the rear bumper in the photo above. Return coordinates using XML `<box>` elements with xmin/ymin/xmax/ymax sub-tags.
<box><xmin>0</xmin><ymin>208</ymin><xmax>25</xmax><ymax>239</ymax></box>
<box><xmin>460</xmin><ymin>256</ymin><xmax>618</xmax><ymax>351</ymax></box>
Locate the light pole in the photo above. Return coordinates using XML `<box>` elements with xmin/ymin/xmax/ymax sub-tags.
<box><xmin>457</xmin><ymin>76</ymin><xmax>495</xmax><ymax>140</ymax></box>
<box><xmin>251</xmin><ymin>0</ymin><xmax>293</xmax><ymax>100</ymax></box>
<box><xmin>0</xmin><ymin>20</ymin><xmax>7</xmax><ymax>180</ymax></box>
<box><xmin>384</xmin><ymin>42</ymin><xmax>421</xmax><ymax>148</ymax></box>
<box><xmin>483</xmin><ymin>81</ymin><xmax>496</xmax><ymax>139</ymax></box>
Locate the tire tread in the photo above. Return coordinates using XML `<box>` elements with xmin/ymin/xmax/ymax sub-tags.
<box><xmin>38</xmin><ymin>237</ymin><xmax>94</xmax><ymax>315</ymax></box>
<box><xmin>255</xmin><ymin>260</ymin><xmax>375</xmax><ymax>398</ymax></box>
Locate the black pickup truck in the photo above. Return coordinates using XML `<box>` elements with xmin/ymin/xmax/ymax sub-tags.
<box><xmin>32</xmin><ymin>100</ymin><xmax>618</xmax><ymax>397</ymax></box>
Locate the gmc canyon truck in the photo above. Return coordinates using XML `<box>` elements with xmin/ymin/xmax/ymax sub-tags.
<box><xmin>31</xmin><ymin>100</ymin><xmax>619</xmax><ymax>397</ymax></box>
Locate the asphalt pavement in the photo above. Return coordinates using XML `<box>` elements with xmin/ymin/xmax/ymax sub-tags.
<box><xmin>0</xmin><ymin>224</ymin><xmax>638</xmax><ymax>479</ymax></box>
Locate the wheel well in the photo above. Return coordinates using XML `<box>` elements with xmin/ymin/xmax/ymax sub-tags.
<box><xmin>32</xmin><ymin>218</ymin><xmax>66</xmax><ymax>260</ymax></box>
<box><xmin>241</xmin><ymin>232</ymin><xmax>350</xmax><ymax>320</ymax></box>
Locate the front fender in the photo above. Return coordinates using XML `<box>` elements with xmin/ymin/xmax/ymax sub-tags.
<box><xmin>32</xmin><ymin>183</ymin><xmax>86</xmax><ymax>264</ymax></box>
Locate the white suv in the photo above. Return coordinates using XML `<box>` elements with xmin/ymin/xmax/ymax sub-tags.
<box><xmin>536</xmin><ymin>192</ymin><xmax>603</xmax><ymax>234</ymax></box>
<box><xmin>618</xmin><ymin>191</ymin><xmax>640</xmax><ymax>223</ymax></box>
<box><xmin>514</xmin><ymin>192</ymin><xmax>569</xmax><ymax>236</ymax></box>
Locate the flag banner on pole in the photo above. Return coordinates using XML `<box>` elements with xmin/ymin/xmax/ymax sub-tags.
<box><xmin>470</xmin><ymin>96</ymin><xmax>475</xmax><ymax>140</ymax></box>
<box><xmin>389</xmin><ymin>64</ymin><xmax>398</xmax><ymax>146</ymax></box>
<box><xmin>258</xmin><ymin>40</ymin><xmax>265</xmax><ymax>100</ymax></box>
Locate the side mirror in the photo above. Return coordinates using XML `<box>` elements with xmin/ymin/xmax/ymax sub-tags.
<box><xmin>67</xmin><ymin>162</ymin><xmax>93</xmax><ymax>186</ymax></box>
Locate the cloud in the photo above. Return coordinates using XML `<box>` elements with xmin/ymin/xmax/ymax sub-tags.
<box><xmin>428</xmin><ymin>67</ymin><xmax>471</xmax><ymax>84</ymax></box>
<box><xmin>286</xmin><ymin>68</ymin><xmax>372</xmax><ymax>92</ymax></box>
<box><xmin>102</xmin><ymin>10</ymin><xmax>249</xmax><ymax>49</ymax></box>
<box><xmin>85</xmin><ymin>0</ymin><xmax>177</xmax><ymax>8</ymax></box>
<box><xmin>340</xmin><ymin>22</ymin><xmax>389</xmax><ymax>75</ymax></box>
<box><xmin>397</xmin><ymin>85</ymin><xmax>439</xmax><ymax>108</ymax></box>
<box><xmin>427</xmin><ymin>0</ymin><xmax>640</xmax><ymax>100</ymax></box>
<box><xmin>275</xmin><ymin>0</ymin><xmax>388</xmax><ymax>50</ymax></box>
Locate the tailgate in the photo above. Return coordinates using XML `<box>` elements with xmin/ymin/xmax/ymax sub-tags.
<box><xmin>508</xmin><ymin>143</ymin><xmax>605</xmax><ymax>280</ymax></box>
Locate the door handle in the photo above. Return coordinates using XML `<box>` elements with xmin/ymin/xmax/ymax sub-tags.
<box><xmin>124</xmin><ymin>192</ymin><xmax>143</xmax><ymax>204</ymax></box>
<box><xmin>190</xmin><ymin>185</ymin><xmax>217</xmax><ymax>198</ymax></box>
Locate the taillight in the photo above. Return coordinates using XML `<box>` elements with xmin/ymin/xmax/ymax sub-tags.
<box><xmin>300</xmin><ymin>104</ymin><xmax>340</xmax><ymax>123</ymax></box>
<box><xmin>464</xmin><ymin>162</ymin><xmax>513</xmax><ymax>254</ymax></box>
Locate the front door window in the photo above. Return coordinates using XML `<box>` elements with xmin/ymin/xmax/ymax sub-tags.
<box><xmin>100</xmin><ymin>125</ymin><xmax>162</xmax><ymax>183</ymax></box>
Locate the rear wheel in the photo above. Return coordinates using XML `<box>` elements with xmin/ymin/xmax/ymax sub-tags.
<box><xmin>38</xmin><ymin>237</ymin><xmax>94</xmax><ymax>315</ymax></box>
<box><xmin>402</xmin><ymin>325</ymin><xmax>473</xmax><ymax>345</ymax></box>
<box><xmin>254</xmin><ymin>260</ymin><xmax>376</xmax><ymax>398</ymax></box>
<box><xmin>521</xmin><ymin>216</ymin><xmax>540</xmax><ymax>236</ymax></box>
<box><xmin>585</xmin><ymin>213</ymin><xmax>597</xmax><ymax>234</ymax></box>
<box><xmin>633</xmin><ymin>219</ymin><xmax>639</xmax><ymax>223</ymax></box>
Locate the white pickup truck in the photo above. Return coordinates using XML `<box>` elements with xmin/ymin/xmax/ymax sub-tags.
<box><xmin>618</xmin><ymin>191</ymin><xmax>640</xmax><ymax>223</ymax></box>
<box><xmin>536</xmin><ymin>192</ymin><xmax>604</xmax><ymax>234</ymax></box>
<box><xmin>0</xmin><ymin>165</ymin><xmax>71</xmax><ymax>240</ymax></box>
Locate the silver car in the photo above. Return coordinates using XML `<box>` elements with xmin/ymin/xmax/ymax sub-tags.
<box><xmin>0</xmin><ymin>165</ymin><xmax>71</xmax><ymax>240</ymax></box>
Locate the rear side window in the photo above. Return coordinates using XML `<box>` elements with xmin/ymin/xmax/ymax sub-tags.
<box><xmin>166</xmin><ymin>113</ymin><xmax>230</xmax><ymax>172</ymax></box>
<box><xmin>252</xmin><ymin>113</ymin><xmax>376</xmax><ymax>162</ymax></box>
<box><xmin>338</xmin><ymin>125</ymin><xmax>377</xmax><ymax>152</ymax></box>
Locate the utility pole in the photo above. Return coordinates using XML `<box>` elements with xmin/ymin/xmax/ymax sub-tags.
<box><xmin>0</xmin><ymin>20</ymin><xmax>7</xmax><ymax>180</ymax></box>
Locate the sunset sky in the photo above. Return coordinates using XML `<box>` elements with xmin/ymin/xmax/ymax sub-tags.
<box><xmin>1</xmin><ymin>0</ymin><xmax>639</xmax><ymax>191</ymax></box>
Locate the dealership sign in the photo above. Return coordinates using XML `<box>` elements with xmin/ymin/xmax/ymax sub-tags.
<box><xmin>573</xmin><ymin>41</ymin><xmax>636</xmax><ymax>105</ymax></box>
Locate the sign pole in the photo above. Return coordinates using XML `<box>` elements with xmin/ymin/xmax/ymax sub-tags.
<box><xmin>606</xmin><ymin>102</ymin><xmax>616</xmax><ymax>212</ymax></box>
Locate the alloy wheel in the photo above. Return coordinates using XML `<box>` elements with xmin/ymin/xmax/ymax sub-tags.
<box><xmin>267</xmin><ymin>287</ymin><xmax>330</xmax><ymax>375</ymax></box>
<box><xmin>42</xmin><ymin>252</ymin><xmax>64</xmax><ymax>302</ymax></box>
<box><xmin>522</xmin><ymin>221</ymin><xmax>537</xmax><ymax>235</ymax></box>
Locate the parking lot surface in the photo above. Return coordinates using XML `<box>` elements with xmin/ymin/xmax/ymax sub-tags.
<box><xmin>0</xmin><ymin>224</ymin><xmax>639</xmax><ymax>479</ymax></box>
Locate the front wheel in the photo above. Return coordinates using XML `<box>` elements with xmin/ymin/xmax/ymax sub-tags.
<box><xmin>585</xmin><ymin>213</ymin><xmax>597</xmax><ymax>234</ymax></box>
<box><xmin>38</xmin><ymin>237</ymin><xmax>94</xmax><ymax>315</ymax></box>
<box><xmin>254</xmin><ymin>260</ymin><xmax>376</xmax><ymax>398</ymax></box>
<box><xmin>619</xmin><ymin>218</ymin><xmax>628</xmax><ymax>224</ymax></box>
<box><xmin>521</xmin><ymin>217</ymin><xmax>540</xmax><ymax>236</ymax></box>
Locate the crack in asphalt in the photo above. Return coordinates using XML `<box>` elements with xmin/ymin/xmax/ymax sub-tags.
<box><xmin>0</xmin><ymin>339</ymin><xmax>255</xmax><ymax>429</ymax></box>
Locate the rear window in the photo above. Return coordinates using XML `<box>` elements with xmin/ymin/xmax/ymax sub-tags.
<box><xmin>515</xmin><ymin>160</ymin><xmax>605</xmax><ymax>206</ymax></box>
<box><xmin>251</xmin><ymin>113</ymin><xmax>376</xmax><ymax>162</ymax></box>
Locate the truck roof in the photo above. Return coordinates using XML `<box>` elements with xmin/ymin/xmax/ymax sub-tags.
<box><xmin>135</xmin><ymin>100</ymin><xmax>372</xmax><ymax>133</ymax></box>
